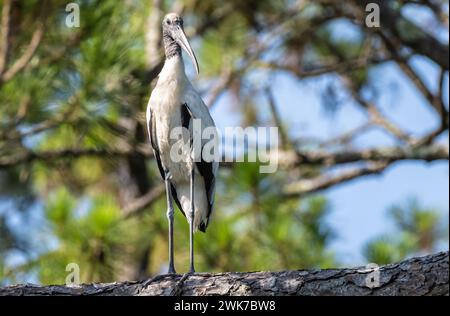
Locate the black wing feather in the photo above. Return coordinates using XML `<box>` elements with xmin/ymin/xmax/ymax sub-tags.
<box><xmin>181</xmin><ymin>103</ymin><xmax>215</xmax><ymax>232</ymax></box>
<box><xmin>195</xmin><ymin>158</ymin><xmax>215</xmax><ymax>232</ymax></box>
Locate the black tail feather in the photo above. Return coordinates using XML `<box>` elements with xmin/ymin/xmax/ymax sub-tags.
<box><xmin>198</xmin><ymin>221</ymin><xmax>208</xmax><ymax>233</ymax></box>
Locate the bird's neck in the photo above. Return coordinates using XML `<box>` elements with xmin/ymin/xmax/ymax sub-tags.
<box><xmin>159</xmin><ymin>54</ymin><xmax>186</xmax><ymax>84</ymax></box>
<box><xmin>163</xmin><ymin>33</ymin><xmax>181</xmax><ymax>59</ymax></box>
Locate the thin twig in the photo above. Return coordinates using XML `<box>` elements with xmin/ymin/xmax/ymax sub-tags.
<box><xmin>265</xmin><ymin>86</ymin><xmax>291</xmax><ymax>150</ymax></box>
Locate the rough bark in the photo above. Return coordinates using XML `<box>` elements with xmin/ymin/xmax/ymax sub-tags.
<box><xmin>1</xmin><ymin>252</ymin><xmax>448</xmax><ymax>296</ymax></box>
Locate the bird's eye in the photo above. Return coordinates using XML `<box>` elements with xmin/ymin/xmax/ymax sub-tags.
<box><xmin>166</xmin><ymin>20</ymin><xmax>171</xmax><ymax>25</ymax></box>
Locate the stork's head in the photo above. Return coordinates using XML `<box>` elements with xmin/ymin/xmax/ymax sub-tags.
<box><xmin>162</xmin><ymin>13</ymin><xmax>199</xmax><ymax>75</ymax></box>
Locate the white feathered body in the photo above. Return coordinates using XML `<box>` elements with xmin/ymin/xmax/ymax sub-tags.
<box><xmin>147</xmin><ymin>56</ymin><xmax>218</xmax><ymax>231</ymax></box>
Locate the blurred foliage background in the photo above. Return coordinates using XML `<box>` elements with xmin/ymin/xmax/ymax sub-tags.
<box><xmin>0</xmin><ymin>0</ymin><xmax>448</xmax><ymax>285</ymax></box>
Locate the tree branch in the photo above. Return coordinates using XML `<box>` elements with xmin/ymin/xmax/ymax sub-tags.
<box><xmin>1</xmin><ymin>143</ymin><xmax>447</xmax><ymax>172</ymax></box>
<box><xmin>1</xmin><ymin>252</ymin><xmax>447</xmax><ymax>296</ymax></box>
<box><xmin>122</xmin><ymin>185</ymin><xmax>165</xmax><ymax>219</ymax></box>
<box><xmin>283</xmin><ymin>162</ymin><xmax>389</xmax><ymax>197</ymax></box>
<box><xmin>377</xmin><ymin>29</ymin><xmax>448</xmax><ymax>124</ymax></box>
<box><xmin>0</xmin><ymin>147</ymin><xmax>153</xmax><ymax>170</ymax></box>
<box><xmin>0</xmin><ymin>0</ymin><xmax>12</xmax><ymax>75</ymax></box>
<box><xmin>0</xmin><ymin>22</ymin><xmax>45</xmax><ymax>83</ymax></box>
<box><xmin>279</xmin><ymin>144</ymin><xmax>449</xmax><ymax>169</ymax></box>
<box><xmin>265</xmin><ymin>86</ymin><xmax>291</xmax><ymax>150</ymax></box>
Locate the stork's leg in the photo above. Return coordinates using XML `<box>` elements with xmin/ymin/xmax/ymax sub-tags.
<box><xmin>189</xmin><ymin>168</ymin><xmax>195</xmax><ymax>273</ymax></box>
<box><xmin>164</xmin><ymin>171</ymin><xmax>176</xmax><ymax>274</ymax></box>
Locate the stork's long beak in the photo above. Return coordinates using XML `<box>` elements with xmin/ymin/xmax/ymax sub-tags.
<box><xmin>174</xmin><ymin>26</ymin><xmax>199</xmax><ymax>75</ymax></box>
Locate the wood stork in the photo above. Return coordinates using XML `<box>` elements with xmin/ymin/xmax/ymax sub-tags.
<box><xmin>146</xmin><ymin>13</ymin><xmax>218</xmax><ymax>274</ymax></box>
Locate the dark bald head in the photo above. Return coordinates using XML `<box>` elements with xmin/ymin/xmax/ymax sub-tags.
<box><xmin>161</xmin><ymin>13</ymin><xmax>199</xmax><ymax>74</ymax></box>
<box><xmin>162</xmin><ymin>13</ymin><xmax>183</xmax><ymax>58</ymax></box>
